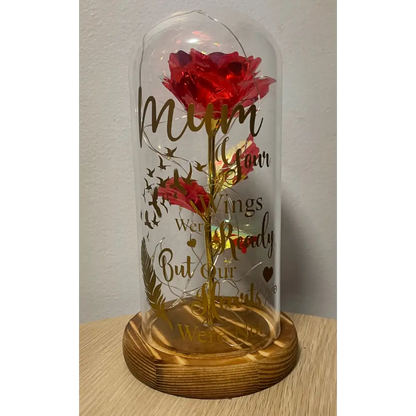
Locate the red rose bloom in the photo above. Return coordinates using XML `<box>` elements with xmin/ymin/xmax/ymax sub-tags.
<box><xmin>157</xmin><ymin>177</ymin><xmax>210</xmax><ymax>214</ymax></box>
<box><xmin>163</xmin><ymin>49</ymin><xmax>276</xmax><ymax>118</ymax></box>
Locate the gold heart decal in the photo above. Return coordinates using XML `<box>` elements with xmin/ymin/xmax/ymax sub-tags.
<box><xmin>263</xmin><ymin>266</ymin><xmax>273</xmax><ymax>283</ymax></box>
<box><xmin>187</xmin><ymin>238</ymin><xmax>196</xmax><ymax>248</ymax></box>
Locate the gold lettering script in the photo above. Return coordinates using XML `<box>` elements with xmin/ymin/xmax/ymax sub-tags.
<box><xmin>176</xmin><ymin>320</ymin><xmax>264</xmax><ymax>344</ymax></box>
<box><xmin>138</xmin><ymin>87</ymin><xmax>264</xmax><ymax>147</ymax></box>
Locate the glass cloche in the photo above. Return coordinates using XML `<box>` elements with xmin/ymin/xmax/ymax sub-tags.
<box><xmin>129</xmin><ymin>8</ymin><xmax>282</xmax><ymax>358</ymax></box>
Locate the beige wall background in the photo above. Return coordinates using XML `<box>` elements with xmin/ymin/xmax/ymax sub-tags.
<box><xmin>80</xmin><ymin>0</ymin><xmax>336</xmax><ymax>323</ymax></box>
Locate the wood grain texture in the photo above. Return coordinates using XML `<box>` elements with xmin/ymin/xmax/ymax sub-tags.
<box><xmin>80</xmin><ymin>313</ymin><xmax>336</xmax><ymax>416</ymax></box>
<box><xmin>122</xmin><ymin>312</ymin><xmax>298</xmax><ymax>399</ymax></box>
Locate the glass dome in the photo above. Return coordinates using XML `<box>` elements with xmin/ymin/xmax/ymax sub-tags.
<box><xmin>129</xmin><ymin>8</ymin><xmax>282</xmax><ymax>357</ymax></box>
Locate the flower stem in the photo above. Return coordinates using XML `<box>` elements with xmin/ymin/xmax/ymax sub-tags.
<box><xmin>205</xmin><ymin>130</ymin><xmax>217</xmax><ymax>326</ymax></box>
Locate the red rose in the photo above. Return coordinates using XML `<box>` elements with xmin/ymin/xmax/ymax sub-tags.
<box><xmin>157</xmin><ymin>177</ymin><xmax>210</xmax><ymax>215</ymax></box>
<box><xmin>163</xmin><ymin>49</ymin><xmax>276</xmax><ymax>118</ymax></box>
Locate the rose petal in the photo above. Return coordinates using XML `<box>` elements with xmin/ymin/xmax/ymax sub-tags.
<box><xmin>248</xmin><ymin>57</ymin><xmax>262</xmax><ymax>77</ymax></box>
<box><xmin>241</xmin><ymin>77</ymin><xmax>276</xmax><ymax>107</ymax></box>
<box><xmin>176</xmin><ymin>50</ymin><xmax>192</xmax><ymax>67</ymax></box>
<box><xmin>207</xmin><ymin>51</ymin><xmax>225</xmax><ymax>65</ymax></box>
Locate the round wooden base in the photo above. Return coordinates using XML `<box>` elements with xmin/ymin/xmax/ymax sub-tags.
<box><xmin>123</xmin><ymin>312</ymin><xmax>298</xmax><ymax>399</ymax></box>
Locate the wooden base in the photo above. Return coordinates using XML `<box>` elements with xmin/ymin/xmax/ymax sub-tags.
<box><xmin>123</xmin><ymin>312</ymin><xmax>298</xmax><ymax>399</ymax></box>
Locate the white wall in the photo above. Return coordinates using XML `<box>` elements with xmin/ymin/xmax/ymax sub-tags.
<box><xmin>80</xmin><ymin>0</ymin><xmax>336</xmax><ymax>323</ymax></box>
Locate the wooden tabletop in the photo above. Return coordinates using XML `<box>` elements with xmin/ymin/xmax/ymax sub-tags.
<box><xmin>80</xmin><ymin>313</ymin><xmax>336</xmax><ymax>416</ymax></box>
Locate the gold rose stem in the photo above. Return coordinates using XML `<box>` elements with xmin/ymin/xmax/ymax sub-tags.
<box><xmin>204</xmin><ymin>125</ymin><xmax>217</xmax><ymax>326</ymax></box>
